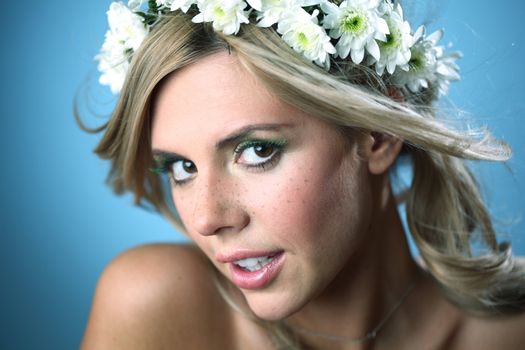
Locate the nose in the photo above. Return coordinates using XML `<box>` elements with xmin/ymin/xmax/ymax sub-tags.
<box><xmin>190</xmin><ymin>176</ymin><xmax>250</xmax><ymax>237</ymax></box>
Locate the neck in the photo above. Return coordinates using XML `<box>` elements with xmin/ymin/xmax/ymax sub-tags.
<box><xmin>285</xmin><ymin>177</ymin><xmax>420</xmax><ymax>350</ymax></box>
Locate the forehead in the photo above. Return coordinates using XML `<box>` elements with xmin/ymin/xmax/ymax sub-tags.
<box><xmin>150</xmin><ymin>52</ymin><xmax>306</xmax><ymax>150</ymax></box>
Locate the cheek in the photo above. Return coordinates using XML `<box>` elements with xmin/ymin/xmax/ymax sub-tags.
<box><xmin>170</xmin><ymin>190</ymin><xmax>207</xmax><ymax>246</ymax></box>
<box><xmin>251</xmin><ymin>153</ymin><xmax>370</xmax><ymax>252</ymax></box>
<box><xmin>171</xmin><ymin>190</ymin><xmax>189</xmax><ymax>225</ymax></box>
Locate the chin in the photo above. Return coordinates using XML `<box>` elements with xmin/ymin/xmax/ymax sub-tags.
<box><xmin>243</xmin><ymin>290</ymin><xmax>306</xmax><ymax>321</ymax></box>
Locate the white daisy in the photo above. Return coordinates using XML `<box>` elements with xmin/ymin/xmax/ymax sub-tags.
<box><xmin>321</xmin><ymin>0</ymin><xmax>389</xmax><ymax>64</ymax></box>
<box><xmin>97</xmin><ymin>45</ymin><xmax>130</xmax><ymax>94</ymax></box>
<box><xmin>128</xmin><ymin>0</ymin><xmax>146</xmax><ymax>10</ymax></box>
<box><xmin>256</xmin><ymin>0</ymin><xmax>321</xmax><ymax>27</ymax></box>
<box><xmin>277</xmin><ymin>8</ymin><xmax>336</xmax><ymax>68</ymax></box>
<box><xmin>371</xmin><ymin>3</ymin><xmax>412</xmax><ymax>75</ymax></box>
<box><xmin>434</xmin><ymin>46</ymin><xmax>462</xmax><ymax>97</ymax></box>
<box><xmin>192</xmin><ymin>0</ymin><xmax>250</xmax><ymax>35</ymax></box>
<box><xmin>392</xmin><ymin>26</ymin><xmax>439</xmax><ymax>93</ymax></box>
<box><xmin>158</xmin><ymin>0</ymin><xmax>197</xmax><ymax>12</ymax></box>
<box><xmin>96</xmin><ymin>2</ymin><xmax>149</xmax><ymax>94</ymax></box>
<box><xmin>246</xmin><ymin>0</ymin><xmax>262</xmax><ymax>11</ymax></box>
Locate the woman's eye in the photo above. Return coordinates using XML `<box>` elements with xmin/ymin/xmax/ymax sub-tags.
<box><xmin>171</xmin><ymin>159</ymin><xmax>197</xmax><ymax>183</ymax></box>
<box><xmin>235</xmin><ymin>140</ymin><xmax>286</xmax><ymax>168</ymax></box>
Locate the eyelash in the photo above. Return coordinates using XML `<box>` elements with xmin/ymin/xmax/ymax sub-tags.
<box><xmin>233</xmin><ymin>139</ymin><xmax>287</xmax><ymax>171</ymax></box>
<box><xmin>153</xmin><ymin>159</ymin><xmax>194</xmax><ymax>187</ymax></box>
<box><xmin>150</xmin><ymin>154</ymin><xmax>176</xmax><ymax>175</ymax></box>
<box><xmin>151</xmin><ymin>139</ymin><xmax>287</xmax><ymax>186</ymax></box>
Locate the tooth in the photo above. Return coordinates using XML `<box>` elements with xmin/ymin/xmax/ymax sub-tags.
<box><xmin>237</xmin><ymin>257</ymin><xmax>259</xmax><ymax>268</ymax></box>
<box><xmin>235</xmin><ymin>256</ymin><xmax>274</xmax><ymax>271</ymax></box>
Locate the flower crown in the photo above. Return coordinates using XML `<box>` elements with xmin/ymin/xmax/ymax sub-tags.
<box><xmin>96</xmin><ymin>0</ymin><xmax>461</xmax><ymax>97</ymax></box>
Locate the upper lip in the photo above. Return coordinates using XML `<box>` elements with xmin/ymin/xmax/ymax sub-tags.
<box><xmin>216</xmin><ymin>250</ymin><xmax>283</xmax><ymax>263</ymax></box>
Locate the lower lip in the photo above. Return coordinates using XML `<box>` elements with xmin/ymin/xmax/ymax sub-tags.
<box><xmin>229</xmin><ymin>252</ymin><xmax>285</xmax><ymax>290</ymax></box>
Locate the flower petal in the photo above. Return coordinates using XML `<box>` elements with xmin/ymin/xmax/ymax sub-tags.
<box><xmin>257</xmin><ymin>14</ymin><xmax>279</xmax><ymax>27</ymax></box>
<box><xmin>377</xmin><ymin>17</ymin><xmax>389</xmax><ymax>35</ymax></box>
<box><xmin>367</xmin><ymin>39</ymin><xmax>380</xmax><ymax>61</ymax></box>
<box><xmin>427</xmin><ymin>29</ymin><xmax>443</xmax><ymax>45</ymax></box>
<box><xmin>192</xmin><ymin>12</ymin><xmax>205</xmax><ymax>23</ymax></box>
<box><xmin>351</xmin><ymin>47</ymin><xmax>365</xmax><ymax>64</ymax></box>
<box><xmin>246</xmin><ymin>0</ymin><xmax>262</xmax><ymax>11</ymax></box>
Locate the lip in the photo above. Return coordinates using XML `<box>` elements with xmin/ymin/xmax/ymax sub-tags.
<box><xmin>217</xmin><ymin>250</ymin><xmax>285</xmax><ymax>290</ymax></box>
<box><xmin>216</xmin><ymin>250</ymin><xmax>282</xmax><ymax>263</ymax></box>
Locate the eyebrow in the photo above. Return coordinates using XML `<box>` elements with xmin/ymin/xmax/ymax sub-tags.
<box><xmin>151</xmin><ymin>122</ymin><xmax>294</xmax><ymax>158</ymax></box>
<box><xmin>215</xmin><ymin>123</ymin><xmax>293</xmax><ymax>149</ymax></box>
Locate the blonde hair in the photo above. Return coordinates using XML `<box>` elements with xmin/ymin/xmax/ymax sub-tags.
<box><xmin>85</xmin><ymin>11</ymin><xmax>525</xmax><ymax>349</ymax></box>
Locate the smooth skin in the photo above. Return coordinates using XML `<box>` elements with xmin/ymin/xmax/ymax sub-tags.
<box><xmin>81</xmin><ymin>52</ymin><xmax>525</xmax><ymax>350</ymax></box>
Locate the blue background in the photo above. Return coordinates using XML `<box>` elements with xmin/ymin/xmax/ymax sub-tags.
<box><xmin>1</xmin><ymin>1</ymin><xmax>523</xmax><ymax>349</ymax></box>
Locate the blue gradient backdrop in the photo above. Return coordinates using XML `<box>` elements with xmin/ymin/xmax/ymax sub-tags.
<box><xmin>1</xmin><ymin>1</ymin><xmax>524</xmax><ymax>349</ymax></box>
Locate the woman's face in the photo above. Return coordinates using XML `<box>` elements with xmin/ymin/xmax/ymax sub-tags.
<box><xmin>151</xmin><ymin>52</ymin><xmax>374</xmax><ymax>320</ymax></box>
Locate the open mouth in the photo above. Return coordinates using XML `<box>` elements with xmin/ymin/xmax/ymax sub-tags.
<box><xmin>228</xmin><ymin>252</ymin><xmax>285</xmax><ymax>290</ymax></box>
<box><xmin>233</xmin><ymin>255</ymin><xmax>276</xmax><ymax>272</ymax></box>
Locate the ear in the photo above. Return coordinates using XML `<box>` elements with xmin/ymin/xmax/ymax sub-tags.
<box><xmin>366</xmin><ymin>132</ymin><xmax>403</xmax><ymax>175</ymax></box>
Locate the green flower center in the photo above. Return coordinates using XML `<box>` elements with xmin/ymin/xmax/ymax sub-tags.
<box><xmin>408</xmin><ymin>52</ymin><xmax>424</xmax><ymax>72</ymax></box>
<box><xmin>380</xmin><ymin>31</ymin><xmax>398</xmax><ymax>50</ymax></box>
<box><xmin>213</xmin><ymin>6</ymin><xmax>225</xmax><ymax>18</ymax></box>
<box><xmin>342</xmin><ymin>11</ymin><xmax>367</xmax><ymax>34</ymax></box>
<box><xmin>382</xmin><ymin>34</ymin><xmax>394</xmax><ymax>47</ymax></box>
<box><xmin>297</xmin><ymin>32</ymin><xmax>310</xmax><ymax>48</ymax></box>
<box><xmin>380</xmin><ymin>19</ymin><xmax>401</xmax><ymax>51</ymax></box>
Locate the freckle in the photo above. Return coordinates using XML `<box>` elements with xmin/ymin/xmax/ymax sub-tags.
<box><xmin>287</xmin><ymin>200</ymin><xmax>291</xmax><ymax>204</ymax></box>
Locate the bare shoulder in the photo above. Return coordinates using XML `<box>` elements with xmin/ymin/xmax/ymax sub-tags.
<box><xmin>453</xmin><ymin>309</ymin><xmax>525</xmax><ymax>350</ymax></box>
<box><xmin>81</xmin><ymin>244</ymin><xmax>233</xmax><ymax>349</ymax></box>
<box><xmin>453</xmin><ymin>257</ymin><xmax>525</xmax><ymax>350</ymax></box>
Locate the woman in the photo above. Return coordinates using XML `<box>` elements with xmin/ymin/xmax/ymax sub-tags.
<box><xmin>81</xmin><ymin>1</ymin><xmax>525</xmax><ymax>349</ymax></box>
